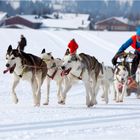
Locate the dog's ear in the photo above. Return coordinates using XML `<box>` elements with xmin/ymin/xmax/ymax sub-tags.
<box><xmin>51</xmin><ymin>56</ymin><xmax>54</xmax><ymax>60</ymax></box>
<box><xmin>7</xmin><ymin>45</ymin><xmax>12</xmax><ymax>53</ymax></box>
<box><xmin>41</xmin><ymin>48</ymin><xmax>46</xmax><ymax>54</ymax></box>
<box><xmin>48</xmin><ymin>52</ymin><xmax>52</xmax><ymax>55</ymax></box>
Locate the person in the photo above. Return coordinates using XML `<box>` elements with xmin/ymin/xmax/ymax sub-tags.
<box><xmin>17</xmin><ymin>34</ymin><xmax>27</xmax><ymax>51</ymax></box>
<box><xmin>67</xmin><ymin>38</ymin><xmax>79</xmax><ymax>55</ymax></box>
<box><xmin>112</xmin><ymin>28</ymin><xmax>140</xmax><ymax>88</ymax></box>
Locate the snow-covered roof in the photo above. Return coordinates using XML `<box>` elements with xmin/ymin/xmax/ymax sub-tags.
<box><xmin>42</xmin><ymin>13</ymin><xmax>90</xmax><ymax>30</ymax></box>
<box><xmin>41</xmin><ymin>18</ymin><xmax>90</xmax><ymax>30</ymax></box>
<box><xmin>95</xmin><ymin>16</ymin><xmax>130</xmax><ymax>25</ymax></box>
<box><xmin>113</xmin><ymin>17</ymin><xmax>129</xmax><ymax>24</ymax></box>
<box><xmin>2</xmin><ymin>24</ymin><xmax>31</xmax><ymax>29</ymax></box>
<box><xmin>55</xmin><ymin>13</ymin><xmax>90</xmax><ymax>20</ymax></box>
<box><xmin>7</xmin><ymin>15</ymin><xmax>42</xmax><ymax>23</ymax></box>
<box><xmin>44</xmin><ymin>13</ymin><xmax>90</xmax><ymax>21</ymax></box>
<box><xmin>0</xmin><ymin>12</ymin><xmax>7</xmax><ymax>21</ymax></box>
<box><xmin>18</xmin><ymin>15</ymin><xmax>42</xmax><ymax>23</ymax></box>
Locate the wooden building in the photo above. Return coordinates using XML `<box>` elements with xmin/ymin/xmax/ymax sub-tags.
<box><xmin>95</xmin><ymin>17</ymin><xmax>136</xmax><ymax>31</ymax></box>
<box><xmin>3</xmin><ymin>15</ymin><xmax>42</xmax><ymax>29</ymax></box>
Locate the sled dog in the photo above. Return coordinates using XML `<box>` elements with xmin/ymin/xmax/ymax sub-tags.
<box><xmin>61</xmin><ymin>53</ymin><xmax>107</xmax><ymax>107</ymax></box>
<box><xmin>113</xmin><ymin>64</ymin><xmax>128</xmax><ymax>102</ymax></box>
<box><xmin>41</xmin><ymin>48</ymin><xmax>66</xmax><ymax>105</ymax></box>
<box><xmin>100</xmin><ymin>65</ymin><xmax>114</xmax><ymax>101</ymax></box>
<box><xmin>4</xmin><ymin>45</ymin><xmax>47</xmax><ymax>106</ymax></box>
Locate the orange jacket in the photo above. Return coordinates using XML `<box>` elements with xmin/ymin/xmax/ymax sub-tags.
<box><xmin>131</xmin><ymin>35</ymin><xmax>140</xmax><ymax>51</ymax></box>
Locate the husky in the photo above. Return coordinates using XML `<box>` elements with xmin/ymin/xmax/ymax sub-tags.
<box><xmin>41</xmin><ymin>48</ymin><xmax>66</xmax><ymax>105</ymax></box>
<box><xmin>100</xmin><ymin>65</ymin><xmax>114</xmax><ymax>101</ymax></box>
<box><xmin>113</xmin><ymin>64</ymin><xmax>128</xmax><ymax>102</ymax></box>
<box><xmin>60</xmin><ymin>53</ymin><xmax>107</xmax><ymax>107</ymax></box>
<box><xmin>4</xmin><ymin>45</ymin><xmax>47</xmax><ymax>106</ymax></box>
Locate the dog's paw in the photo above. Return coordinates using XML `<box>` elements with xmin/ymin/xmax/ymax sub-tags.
<box><xmin>58</xmin><ymin>100</ymin><xmax>65</xmax><ymax>105</ymax></box>
<box><xmin>13</xmin><ymin>98</ymin><xmax>18</xmax><ymax>104</ymax></box>
<box><xmin>43</xmin><ymin>102</ymin><xmax>49</xmax><ymax>105</ymax></box>
<box><xmin>120</xmin><ymin>100</ymin><xmax>123</xmax><ymax>102</ymax></box>
<box><xmin>34</xmin><ymin>103</ymin><xmax>40</xmax><ymax>107</ymax></box>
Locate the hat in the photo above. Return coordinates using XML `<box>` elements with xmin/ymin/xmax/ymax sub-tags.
<box><xmin>136</xmin><ymin>28</ymin><xmax>140</xmax><ymax>36</ymax></box>
<box><xmin>68</xmin><ymin>39</ymin><xmax>78</xmax><ymax>54</ymax></box>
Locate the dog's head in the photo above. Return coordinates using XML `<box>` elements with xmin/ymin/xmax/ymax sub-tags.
<box><xmin>115</xmin><ymin>65</ymin><xmax>128</xmax><ymax>83</ymax></box>
<box><xmin>61</xmin><ymin>54</ymin><xmax>80</xmax><ymax>76</ymax></box>
<box><xmin>41</xmin><ymin>48</ymin><xmax>54</xmax><ymax>62</ymax></box>
<box><xmin>4</xmin><ymin>45</ymin><xmax>21</xmax><ymax>74</ymax></box>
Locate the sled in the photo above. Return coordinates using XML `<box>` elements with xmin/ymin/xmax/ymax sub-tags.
<box><xmin>126</xmin><ymin>77</ymin><xmax>140</xmax><ymax>98</ymax></box>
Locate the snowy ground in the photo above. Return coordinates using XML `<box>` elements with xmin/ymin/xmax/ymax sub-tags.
<box><xmin>0</xmin><ymin>29</ymin><xmax>140</xmax><ymax>140</ymax></box>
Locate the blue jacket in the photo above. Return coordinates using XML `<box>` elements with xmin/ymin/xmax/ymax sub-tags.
<box><xmin>118</xmin><ymin>37</ymin><xmax>140</xmax><ymax>54</ymax></box>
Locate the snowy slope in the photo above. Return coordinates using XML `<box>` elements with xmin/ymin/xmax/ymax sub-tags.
<box><xmin>0</xmin><ymin>29</ymin><xmax>140</xmax><ymax>140</ymax></box>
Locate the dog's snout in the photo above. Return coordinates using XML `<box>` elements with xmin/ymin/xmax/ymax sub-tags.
<box><xmin>61</xmin><ymin>66</ymin><xmax>65</xmax><ymax>70</ymax></box>
<box><xmin>121</xmin><ymin>78</ymin><xmax>124</xmax><ymax>81</ymax></box>
<box><xmin>6</xmin><ymin>63</ymin><xmax>10</xmax><ymax>67</ymax></box>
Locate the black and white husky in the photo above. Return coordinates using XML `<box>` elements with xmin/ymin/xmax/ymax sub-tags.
<box><xmin>4</xmin><ymin>45</ymin><xmax>47</xmax><ymax>106</ymax></box>
<box><xmin>114</xmin><ymin>64</ymin><xmax>128</xmax><ymax>102</ymax></box>
<box><xmin>61</xmin><ymin>53</ymin><xmax>107</xmax><ymax>107</ymax></box>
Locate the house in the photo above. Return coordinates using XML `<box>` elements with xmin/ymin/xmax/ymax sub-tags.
<box><xmin>3</xmin><ymin>15</ymin><xmax>42</xmax><ymax>29</ymax></box>
<box><xmin>0</xmin><ymin>12</ymin><xmax>7</xmax><ymax>26</ymax></box>
<box><xmin>41</xmin><ymin>13</ymin><xmax>91</xmax><ymax>30</ymax></box>
<box><xmin>95</xmin><ymin>17</ymin><xmax>136</xmax><ymax>31</ymax></box>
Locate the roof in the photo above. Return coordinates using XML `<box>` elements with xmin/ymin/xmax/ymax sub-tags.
<box><xmin>2</xmin><ymin>24</ymin><xmax>31</xmax><ymax>29</ymax></box>
<box><xmin>55</xmin><ymin>13</ymin><xmax>90</xmax><ymax>20</ymax></box>
<box><xmin>6</xmin><ymin>15</ymin><xmax>42</xmax><ymax>23</ymax></box>
<box><xmin>42</xmin><ymin>13</ymin><xmax>90</xmax><ymax>29</ymax></box>
<box><xmin>0</xmin><ymin>12</ymin><xmax>7</xmax><ymax>20</ymax></box>
<box><xmin>41</xmin><ymin>18</ymin><xmax>90</xmax><ymax>29</ymax></box>
<box><xmin>95</xmin><ymin>16</ymin><xmax>131</xmax><ymax>25</ymax></box>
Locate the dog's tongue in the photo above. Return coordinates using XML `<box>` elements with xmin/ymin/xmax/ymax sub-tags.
<box><xmin>3</xmin><ymin>67</ymin><xmax>10</xmax><ymax>74</ymax></box>
<box><xmin>61</xmin><ymin>71</ymin><xmax>65</xmax><ymax>77</ymax></box>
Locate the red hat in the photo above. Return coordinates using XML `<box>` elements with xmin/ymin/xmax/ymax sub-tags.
<box><xmin>68</xmin><ymin>39</ymin><xmax>78</xmax><ymax>54</ymax></box>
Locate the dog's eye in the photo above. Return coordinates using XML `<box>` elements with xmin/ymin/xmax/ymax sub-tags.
<box><xmin>68</xmin><ymin>60</ymin><xmax>71</xmax><ymax>63</ymax></box>
<box><xmin>11</xmin><ymin>57</ymin><xmax>15</xmax><ymax>60</ymax></box>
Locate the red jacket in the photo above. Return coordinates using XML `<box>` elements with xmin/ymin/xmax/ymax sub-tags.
<box><xmin>68</xmin><ymin>39</ymin><xmax>78</xmax><ymax>54</ymax></box>
<box><xmin>131</xmin><ymin>35</ymin><xmax>140</xmax><ymax>51</ymax></box>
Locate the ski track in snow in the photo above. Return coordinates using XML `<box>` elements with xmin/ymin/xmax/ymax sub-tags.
<box><xmin>72</xmin><ymin>31</ymin><xmax>115</xmax><ymax>53</ymax></box>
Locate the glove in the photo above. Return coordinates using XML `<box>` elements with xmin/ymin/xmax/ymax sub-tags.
<box><xmin>112</xmin><ymin>56</ymin><xmax>117</xmax><ymax>65</ymax></box>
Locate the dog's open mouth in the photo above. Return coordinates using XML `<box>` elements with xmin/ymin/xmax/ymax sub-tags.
<box><xmin>3</xmin><ymin>64</ymin><xmax>16</xmax><ymax>74</ymax></box>
<box><xmin>61</xmin><ymin>68</ymin><xmax>71</xmax><ymax>76</ymax></box>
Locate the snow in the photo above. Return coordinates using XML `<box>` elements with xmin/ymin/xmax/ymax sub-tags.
<box><xmin>0</xmin><ymin>29</ymin><xmax>140</xmax><ymax>140</ymax></box>
<box><xmin>41</xmin><ymin>13</ymin><xmax>90</xmax><ymax>30</ymax></box>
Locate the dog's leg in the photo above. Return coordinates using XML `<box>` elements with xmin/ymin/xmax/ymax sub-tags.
<box><xmin>84</xmin><ymin>82</ymin><xmax>92</xmax><ymax>107</ymax></box>
<box><xmin>103</xmin><ymin>81</ymin><xmax>109</xmax><ymax>104</ymax></box>
<box><xmin>91</xmin><ymin>80</ymin><xmax>98</xmax><ymax>106</ymax></box>
<box><xmin>57</xmin><ymin>79</ymin><xmax>63</xmax><ymax>104</ymax></box>
<box><xmin>11</xmin><ymin>76</ymin><xmax>20</xmax><ymax>104</ymax></box>
<box><xmin>31</xmin><ymin>79</ymin><xmax>38</xmax><ymax>106</ymax></box>
<box><xmin>34</xmin><ymin>73</ymin><xmax>42</xmax><ymax>106</ymax></box>
<box><xmin>43</xmin><ymin>77</ymin><xmax>51</xmax><ymax>105</ymax></box>
<box><xmin>59</xmin><ymin>82</ymin><xmax>72</xmax><ymax>104</ymax></box>
<box><xmin>113</xmin><ymin>83</ymin><xmax>116</xmax><ymax>100</ymax></box>
<box><xmin>120</xmin><ymin>83</ymin><xmax>127</xmax><ymax>102</ymax></box>
<box><xmin>114</xmin><ymin>83</ymin><xmax>120</xmax><ymax>102</ymax></box>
